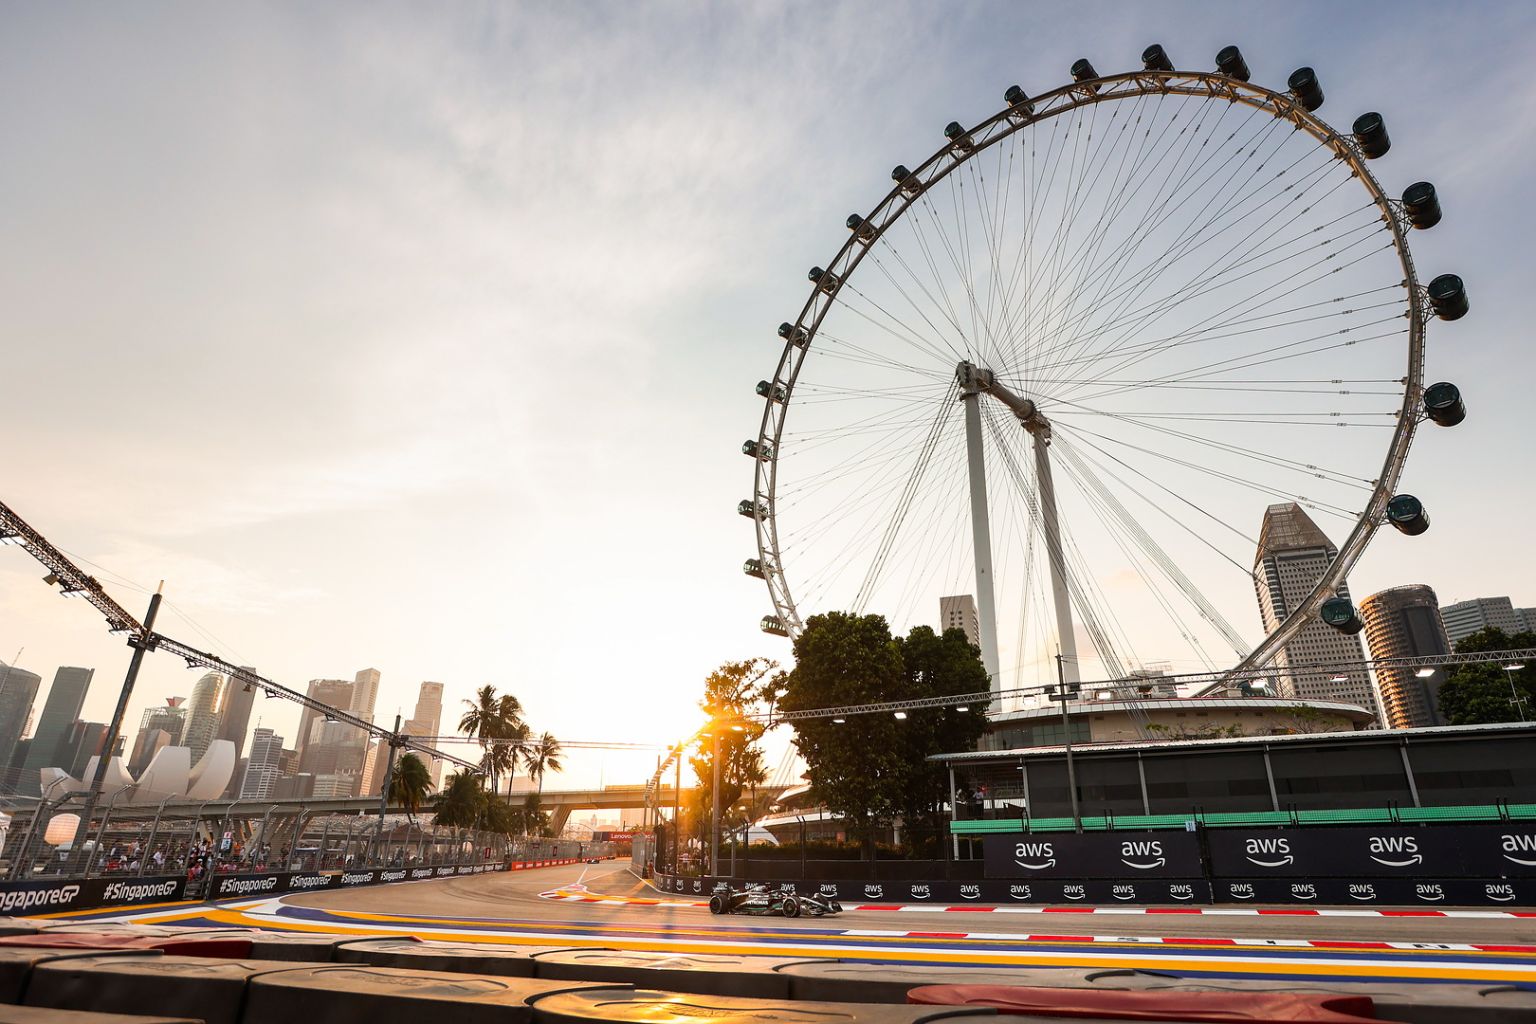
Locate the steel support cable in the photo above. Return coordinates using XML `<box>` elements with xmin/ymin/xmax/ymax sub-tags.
<box><xmin>853</xmin><ymin>384</ymin><xmax>961</xmax><ymax>611</ymax></box>
<box><xmin>1049</xmin><ymin>446</ymin><xmax>1219</xmax><ymax>676</ymax></box>
<box><xmin>867</xmin><ymin>240</ymin><xmax>977</xmax><ymax>359</ymax></box>
<box><xmin>904</xmin><ymin>197</ymin><xmax>976</xmax><ymax>356</ymax></box>
<box><xmin>1034</xmin><ymin>135</ymin><xmax>1342</xmax><ymax>390</ymax></box>
<box><xmin>1038</xmin><ymin>153</ymin><xmax>1359</xmax><ymax>391</ymax></box>
<box><xmin>1061</xmin><ymin>421</ymin><xmax>1362</xmax><ymax>521</ymax></box>
<box><xmin>809</xmin><ymin>330</ymin><xmax>937</xmax><ymax>378</ymax></box>
<box><xmin>1065</xmin><ymin>209</ymin><xmax>1391</xmax><ymax>395</ymax></box>
<box><xmin>1054</xmin><ymin>436</ymin><xmax>1248</xmax><ymax>656</ymax></box>
<box><xmin>836</xmin><ymin>272</ymin><xmax>971</xmax><ymax>367</ymax></box>
<box><xmin>981</xmin><ymin>407</ymin><xmax>1128</xmax><ymax>682</ymax></box>
<box><xmin>1024</xmin><ymin>99</ymin><xmax>1290</xmax><ymax>373</ymax></box>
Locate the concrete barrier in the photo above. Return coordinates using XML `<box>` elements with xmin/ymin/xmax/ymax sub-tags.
<box><xmin>775</xmin><ymin>962</ymin><xmax>1084</xmax><ymax>1003</ymax></box>
<box><xmin>243</xmin><ymin>931</ymin><xmax>355</xmax><ymax>962</ymax></box>
<box><xmin>0</xmin><ymin>949</ymin><xmax>161</xmax><ymax>1004</ymax></box>
<box><xmin>0</xmin><ymin>922</ymin><xmax>36</xmax><ymax>939</ymax></box>
<box><xmin>333</xmin><ymin>938</ymin><xmax>588</xmax><ymax>977</ymax></box>
<box><xmin>527</xmin><ymin>988</ymin><xmax>999</xmax><ymax>1024</ymax></box>
<box><xmin>532</xmin><ymin>950</ymin><xmax>820</xmax><ymax>997</ymax></box>
<box><xmin>23</xmin><ymin>954</ymin><xmax>308</xmax><ymax>1024</ymax></box>
<box><xmin>244</xmin><ymin>966</ymin><xmax>630</xmax><ymax>1024</ymax></box>
<box><xmin>0</xmin><ymin>1006</ymin><xmax>201</xmax><ymax>1024</ymax></box>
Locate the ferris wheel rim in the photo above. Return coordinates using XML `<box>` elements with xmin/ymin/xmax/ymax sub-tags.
<box><xmin>751</xmin><ymin>63</ymin><xmax>1428</xmax><ymax>671</ymax></box>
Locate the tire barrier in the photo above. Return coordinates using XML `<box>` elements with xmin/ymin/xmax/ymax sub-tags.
<box><xmin>24</xmin><ymin>954</ymin><xmax>305</xmax><ymax>1024</ymax></box>
<box><xmin>243</xmin><ymin>969</ymin><xmax>626</xmax><ymax>1024</ymax></box>
<box><xmin>0</xmin><ymin>928</ymin><xmax>1533</xmax><ymax>1024</ymax></box>
<box><xmin>0</xmin><ymin>924</ymin><xmax>35</xmax><ymax>940</ymax></box>
<box><xmin>526</xmin><ymin>988</ymin><xmax>999</xmax><ymax>1024</ymax></box>
<box><xmin>0</xmin><ymin>948</ymin><xmax>161</xmax><ymax>1004</ymax></box>
<box><xmin>0</xmin><ymin>1005</ymin><xmax>201</xmax><ymax>1024</ymax></box>
<box><xmin>906</xmin><ymin>984</ymin><xmax>1389</xmax><ymax>1024</ymax></box>
<box><xmin>334</xmin><ymin>938</ymin><xmax>579</xmax><ymax>977</ymax></box>
<box><xmin>531</xmin><ymin>950</ymin><xmax>822</xmax><ymax>998</ymax></box>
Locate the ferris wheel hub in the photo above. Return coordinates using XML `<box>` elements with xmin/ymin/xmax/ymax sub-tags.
<box><xmin>956</xmin><ymin>360</ymin><xmax>1049</xmax><ymax>438</ymax></box>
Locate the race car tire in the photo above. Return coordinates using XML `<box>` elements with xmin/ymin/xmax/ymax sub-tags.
<box><xmin>782</xmin><ymin>896</ymin><xmax>801</xmax><ymax>918</ymax></box>
<box><xmin>708</xmin><ymin>894</ymin><xmax>728</xmax><ymax>915</ymax></box>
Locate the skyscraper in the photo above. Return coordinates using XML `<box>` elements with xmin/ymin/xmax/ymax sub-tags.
<box><xmin>1251</xmin><ymin>503</ymin><xmax>1378</xmax><ymax>717</ymax></box>
<box><xmin>1360</xmin><ymin>585</ymin><xmax>1453</xmax><ymax>729</ymax></box>
<box><xmin>216</xmin><ymin>666</ymin><xmax>257</xmax><ymax>765</ymax></box>
<box><xmin>239</xmin><ymin>727</ymin><xmax>286</xmax><ymax>800</ymax></box>
<box><xmin>57</xmin><ymin>721</ymin><xmax>113</xmax><ymax>779</ymax></box>
<box><xmin>295</xmin><ymin>679</ymin><xmax>354</xmax><ymax>762</ymax></box>
<box><xmin>413</xmin><ymin>681</ymin><xmax>445</xmax><ymax>788</ymax></box>
<box><xmin>128</xmin><ymin>698</ymin><xmax>187</xmax><ymax>775</ymax></box>
<box><xmin>1440</xmin><ymin>596</ymin><xmax>1529</xmax><ymax>646</ymax></box>
<box><xmin>0</xmin><ymin>660</ymin><xmax>43</xmax><ymax>776</ymax></box>
<box><xmin>22</xmin><ymin>667</ymin><xmax>95</xmax><ymax>783</ymax></box>
<box><xmin>939</xmin><ymin>595</ymin><xmax>981</xmax><ymax>648</ymax></box>
<box><xmin>181</xmin><ymin>672</ymin><xmax>226</xmax><ymax>763</ymax></box>
<box><xmin>350</xmin><ymin>668</ymin><xmax>381</xmax><ymax>724</ymax></box>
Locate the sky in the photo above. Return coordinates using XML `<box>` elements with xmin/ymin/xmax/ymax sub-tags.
<box><xmin>2</xmin><ymin>1</ymin><xmax>1534</xmax><ymax>790</ymax></box>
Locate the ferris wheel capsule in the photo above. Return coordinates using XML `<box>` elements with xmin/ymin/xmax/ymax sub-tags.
<box><xmin>743</xmin><ymin>559</ymin><xmax>766</xmax><ymax>579</ymax></box>
<box><xmin>1070</xmin><ymin>58</ymin><xmax>1100</xmax><ymax>90</ymax></box>
<box><xmin>1402</xmin><ymin>182</ymin><xmax>1442</xmax><ymax>229</ymax></box>
<box><xmin>1320</xmin><ymin>597</ymin><xmax>1365</xmax><ymax>635</ymax></box>
<box><xmin>1215</xmin><ymin>45</ymin><xmax>1251</xmax><ymax>81</ymax></box>
<box><xmin>1427</xmin><ymin>274</ymin><xmax>1469</xmax><ymax>320</ymax></box>
<box><xmin>1003</xmin><ymin>84</ymin><xmax>1034</xmax><ymax>113</ymax></box>
<box><xmin>1386</xmin><ymin>494</ymin><xmax>1431</xmax><ymax>536</ymax></box>
<box><xmin>1423</xmin><ymin>382</ymin><xmax>1465</xmax><ymax>426</ymax></box>
<box><xmin>1288</xmin><ymin>67</ymin><xmax>1324</xmax><ymax>111</ymax></box>
<box><xmin>778</xmin><ymin>322</ymin><xmax>808</xmax><ymax>347</ymax></box>
<box><xmin>1353</xmin><ymin>112</ymin><xmax>1391</xmax><ymax>158</ymax></box>
<box><xmin>1142</xmin><ymin>44</ymin><xmax>1174</xmax><ymax>72</ymax></box>
<box><xmin>760</xmin><ymin>616</ymin><xmax>789</xmax><ymax>637</ymax></box>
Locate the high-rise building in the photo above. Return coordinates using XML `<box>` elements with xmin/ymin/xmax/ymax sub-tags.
<box><xmin>57</xmin><ymin>721</ymin><xmax>113</xmax><ymax>779</ymax></box>
<box><xmin>216</xmin><ymin>666</ymin><xmax>257</xmax><ymax>766</ymax></box>
<box><xmin>1441</xmin><ymin>596</ymin><xmax>1529</xmax><ymax>646</ymax></box>
<box><xmin>350</xmin><ymin>668</ymin><xmax>381</xmax><ymax>724</ymax></box>
<box><xmin>295</xmin><ymin>679</ymin><xmax>354</xmax><ymax>761</ymax></box>
<box><xmin>128</xmin><ymin>698</ymin><xmax>187</xmax><ymax>775</ymax></box>
<box><xmin>22</xmin><ymin>667</ymin><xmax>95</xmax><ymax>784</ymax></box>
<box><xmin>1251</xmin><ymin>503</ymin><xmax>1378</xmax><ymax>717</ymax></box>
<box><xmin>300</xmin><ymin>719</ymin><xmax>366</xmax><ymax>795</ymax></box>
<box><xmin>181</xmin><ymin>672</ymin><xmax>226</xmax><ymax>763</ymax></box>
<box><xmin>412</xmin><ymin>682</ymin><xmax>445</xmax><ymax>787</ymax></box>
<box><xmin>1521</xmin><ymin>608</ymin><xmax>1536</xmax><ymax>633</ymax></box>
<box><xmin>939</xmin><ymin>595</ymin><xmax>981</xmax><ymax>648</ymax></box>
<box><xmin>239</xmin><ymin>727</ymin><xmax>286</xmax><ymax>799</ymax></box>
<box><xmin>1360</xmin><ymin>585</ymin><xmax>1453</xmax><ymax>729</ymax></box>
<box><xmin>0</xmin><ymin>661</ymin><xmax>43</xmax><ymax>774</ymax></box>
<box><xmin>311</xmin><ymin>773</ymin><xmax>354</xmax><ymax>799</ymax></box>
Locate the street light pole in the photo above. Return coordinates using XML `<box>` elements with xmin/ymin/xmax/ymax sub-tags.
<box><xmin>710</xmin><ymin>729</ymin><xmax>721</xmax><ymax>877</ymax></box>
<box><xmin>1055</xmin><ymin>652</ymin><xmax>1082</xmax><ymax>833</ymax></box>
<box><xmin>375</xmin><ymin>714</ymin><xmax>401</xmax><ymax>865</ymax></box>
<box><xmin>70</xmin><ymin>584</ymin><xmax>163</xmax><ymax>870</ymax></box>
<box><xmin>1504</xmin><ymin>663</ymin><xmax>1529</xmax><ymax>722</ymax></box>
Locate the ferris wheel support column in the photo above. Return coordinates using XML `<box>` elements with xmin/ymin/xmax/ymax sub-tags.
<box><xmin>1028</xmin><ymin>422</ymin><xmax>1081</xmax><ymax>690</ymax></box>
<box><xmin>959</xmin><ymin>384</ymin><xmax>1004</xmax><ymax>697</ymax></box>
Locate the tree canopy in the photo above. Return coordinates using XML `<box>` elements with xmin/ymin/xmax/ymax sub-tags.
<box><xmin>1438</xmin><ymin>627</ymin><xmax>1536</xmax><ymax>725</ymax></box>
<box><xmin>690</xmin><ymin>659</ymin><xmax>778</xmax><ymax>834</ymax></box>
<box><xmin>387</xmin><ymin>751</ymin><xmax>434</xmax><ymax>823</ymax></box>
<box><xmin>777</xmin><ymin>612</ymin><xmax>989</xmax><ymax>849</ymax></box>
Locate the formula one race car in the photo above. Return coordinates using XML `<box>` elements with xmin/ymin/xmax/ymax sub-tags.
<box><xmin>707</xmin><ymin>883</ymin><xmax>842</xmax><ymax>918</ymax></box>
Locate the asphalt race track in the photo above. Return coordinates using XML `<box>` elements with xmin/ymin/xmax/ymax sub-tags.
<box><xmin>73</xmin><ymin>862</ymin><xmax>1536</xmax><ymax>986</ymax></box>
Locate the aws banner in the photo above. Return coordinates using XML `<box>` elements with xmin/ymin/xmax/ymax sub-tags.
<box><xmin>1207</xmin><ymin>824</ymin><xmax>1536</xmax><ymax>878</ymax></box>
<box><xmin>982</xmin><ymin>831</ymin><xmax>1202</xmax><ymax>878</ymax></box>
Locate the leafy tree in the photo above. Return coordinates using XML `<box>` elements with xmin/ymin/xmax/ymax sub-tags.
<box><xmin>432</xmin><ymin>770</ymin><xmax>488</xmax><ymax>828</ymax></box>
<box><xmin>523</xmin><ymin>731</ymin><xmax>564</xmax><ymax>828</ymax></box>
<box><xmin>690</xmin><ymin>659</ymin><xmax>778</xmax><ymax>838</ymax></box>
<box><xmin>387</xmin><ymin>752</ymin><xmax>434</xmax><ymax>824</ymax></box>
<box><xmin>1438</xmin><ymin>628</ymin><xmax>1536</xmax><ymax>725</ymax></box>
<box><xmin>778</xmin><ymin>614</ymin><xmax>987</xmax><ymax>855</ymax></box>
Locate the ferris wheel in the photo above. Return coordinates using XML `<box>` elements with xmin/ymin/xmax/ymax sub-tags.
<box><xmin>743</xmin><ymin>44</ymin><xmax>1468</xmax><ymax>700</ymax></box>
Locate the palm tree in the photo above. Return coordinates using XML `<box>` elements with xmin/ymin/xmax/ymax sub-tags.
<box><xmin>387</xmin><ymin>752</ymin><xmax>433</xmax><ymax>825</ymax></box>
<box><xmin>459</xmin><ymin>686</ymin><xmax>526</xmax><ymax>794</ymax></box>
<box><xmin>522</xmin><ymin>731</ymin><xmax>564</xmax><ymax>832</ymax></box>
<box><xmin>432</xmin><ymin>770</ymin><xmax>486</xmax><ymax>828</ymax></box>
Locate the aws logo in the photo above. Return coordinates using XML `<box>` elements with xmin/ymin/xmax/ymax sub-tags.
<box><xmin>1227</xmin><ymin>882</ymin><xmax>1255</xmax><ymax>900</ymax></box>
<box><xmin>958</xmin><ymin>884</ymin><xmax>981</xmax><ymax>900</ymax></box>
<box><xmin>1415</xmin><ymin>883</ymin><xmax>1445</xmax><ymax>902</ymax></box>
<box><xmin>1062</xmin><ymin>884</ymin><xmax>1086</xmax><ymax>901</ymax></box>
<box><xmin>1243</xmin><ymin>837</ymin><xmax>1293</xmax><ymax>868</ymax></box>
<box><xmin>1013</xmin><ymin>841</ymin><xmax>1056</xmax><ymax>870</ymax></box>
<box><xmin>1486</xmin><ymin>883</ymin><xmax>1516</xmax><ymax>902</ymax></box>
<box><xmin>1290</xmin><ymin>883</ymin><xmax>1317</xmax><ymax>900</ymax></box>
<box><xmin>819</xmin><ymin>884</ymin><xmax>839</xmax><ymax>897</ymax></box>
<box><xmin>1348</xmin><ymin>883</ymin><xmax>1377</xmax><ymax>901</ymax></box>
<box><xmin>1120</xmin><ymin>840</ymin><xmax>1165</xmax><ymax>870</ymax></box>
<box><xmin>1168</xmin><ymin>884</ymin><xmax>1194</xmax><ymax>901</ymax></box>
<box><xmin>863</xmin><ymin>884</ymin><xmax>883</xmax><ymax>899</ymax></box>
<box><xmin>1008</xmin><ymin>884</ymin><xmax>1032</xmax><ymax>900</ymax></box>
<box><xmin>909</xmin><ymin>884</ymin><xmax>931</xmax><ymax>900</ymax></box>
<box><xmin>1112</xmin><ymin>884</ymin><xmax>1137</xmax><ymax>901</ymax></box>
<box><xmin>1501</xmin><ymin>833</ymin><xmax>1536</xmax><ymax>867</ymax></box>
<box><xmin>1368</xmin><ymin>835</ymin><xmax>1422</xmax><ymax>868</ymax></box>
